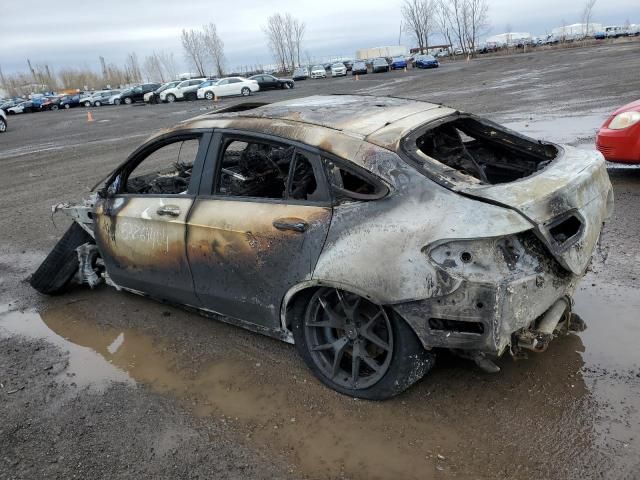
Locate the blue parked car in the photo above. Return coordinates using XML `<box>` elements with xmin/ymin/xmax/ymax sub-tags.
<box><xmin>390</xmin><ymin>56</ymin><xmax>408</xmax><ymax>70</ymax></box>
<box><xmin>594</xmin><ymin>31</ymin><xmax>606</xmax><ymax>40</ymax></box>
<box><xmin>415</xmin><ymin>54</ymin><xmax>439</xmax><ymax>69</ymax></box>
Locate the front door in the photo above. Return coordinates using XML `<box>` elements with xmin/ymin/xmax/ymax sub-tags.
<box><xmin>187</xmin><ymin>133</ymin><xmax>332</xmax><ymax>328</ymax></box>
<box><xmin>94</xmin><ymin>132</ymin><xmax>210</xmax><ymax>305</ymax></box>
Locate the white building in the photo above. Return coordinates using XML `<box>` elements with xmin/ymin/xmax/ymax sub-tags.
<box><xmin>486</xmin><ymin>32</ymin><xmax>532</xmax><ymax>46</ymax></box>
<box><xmin>355</xmin><ymin>46</ymin><xmax>409</xmax><ymax>60</ymax></box>
<box><xmin>552</xmin><ymin>23</ymin><xmax>603</xmax><ymax>38</ymax></box>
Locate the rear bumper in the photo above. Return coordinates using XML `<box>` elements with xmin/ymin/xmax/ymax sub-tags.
<box><xmin>596</xmin><ymin>125</ymin><xmax>640</xmax><ymax>163</ymax></box>
<box><xmin>394</xmin><ymin>258</ymin><xmax>578</xmax><ymax>355</ymax></box>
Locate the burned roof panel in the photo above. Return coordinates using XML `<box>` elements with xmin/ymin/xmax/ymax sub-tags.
<box><xmin>208</xmin><ymin>95</ymin><xmax>443</xmax><ymax>137</ymax></box>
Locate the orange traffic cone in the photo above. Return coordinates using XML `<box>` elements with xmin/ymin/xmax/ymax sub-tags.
<box><xmin>404</xmin><ymin>66</ymin><xmax>407</xmax><ymax>72</ymax></box>
<box><xmin>213</xmin><ymin>93</ymin><xmax>218</xmax><ymax>103</ymax></box>
<box><xmin>355</xmin><ymin>74</ymin><xmax>359</xmax><ymax>81</ymax></box>
<box><xmin>87</xmin><ymin>111</ymin><xmax>94</xmax><ymax>122</ymax></box>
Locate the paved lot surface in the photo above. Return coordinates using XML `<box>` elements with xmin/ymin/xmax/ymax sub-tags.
<box><xmin>1</xmin><ymin>40</ymin><xmax>640</xmax><ymax>479</ymax></box>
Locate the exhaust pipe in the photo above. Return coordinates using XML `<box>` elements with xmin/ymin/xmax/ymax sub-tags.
<box><xmin>516</xmin><ymin>298</ymin><xmax>570</xmax><ymax>352</ymax></box>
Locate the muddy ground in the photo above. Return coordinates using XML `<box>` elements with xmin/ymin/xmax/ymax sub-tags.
<box><xmin>1</xmin><ymin>40</ymin><xmax>639</xmax><ymax>479</ymax></box>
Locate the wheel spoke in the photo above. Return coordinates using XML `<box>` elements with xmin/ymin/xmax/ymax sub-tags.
<box><xmin>360</xmin><ymin>349</ymin><xmax>381</xmax><ymax>372</ymax></box>
<box><xmin>318</xmin><ymin>296</ymin><xmax>347</xmax><ymax>327</ymax></box>
<box><xmin>351</xmin><ymin>343</ymin><xmax>362</xmax><ymax>386</ymax></box>
<box><xmin>331</xmin><ymin>337</ymin><xmax>349</xmax><ymax>378</ymax></box>
<box><xmin>360</xmin><ymin>329</ymin><xmax>391</xmax><ymax>351</ymax></box>
<box><xmin>362</xmin><ymin>310</ymin><xmax>383</xmax><ymax>332</ymax></box>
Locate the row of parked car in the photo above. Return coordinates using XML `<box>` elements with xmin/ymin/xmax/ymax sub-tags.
<box><xmin>0</xmin><ymin>73</ymin><xmax>301</xmax><ymax>115</ymax></box>
<box><xmin>292</xmin><ymin>54</ymin><xmax>440</xmax><ymax>80</ymax></box>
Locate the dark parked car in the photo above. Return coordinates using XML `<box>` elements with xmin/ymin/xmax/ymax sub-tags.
<box><xmin>248</xmin><ymin>74</ymin><xmax>294</xmax><ymax>90</ymax></box>
<box><xmin>372</xmin><ymin>58</ymin><xmax>390</xmax><ymax>73</ymax></box>
<box><xmin>120</xmin><ymin>83</ymin><xmax>161</xmax><ymax>105</ymax></box>
<box><xmin>39</xmin><ymin>96</ymin><xmax>62</xmax><ymax>111</ymax></box>
<box><xmin>351</xmin><ymin>61</ymin><xmax>368</xmax><ymax>75</ymax></box>
<box><xmin>415</xmin><ymin>54</ymin><xmax>440</xmax><ymax>69</ymax></box>
<box><xmin>390</xmin><ymin>57</ymin><xmax>408</xmax><ymax>70</ymax></box>
<box><xmin>58</xmin><ymin>94</ymin><xmax>82</xmax><ymax>109</ymax></box>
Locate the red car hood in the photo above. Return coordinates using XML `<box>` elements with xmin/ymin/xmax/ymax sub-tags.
<box><xmin>611</xmin><ymin>99</ymin><xmax>640</xmax><ymax>115</ymax></box>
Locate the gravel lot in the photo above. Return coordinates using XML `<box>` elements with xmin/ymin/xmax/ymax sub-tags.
<box><xmin>1</xmin><ymin>40</ymin><xmax>639</xmax><ymax>479</ymax></box>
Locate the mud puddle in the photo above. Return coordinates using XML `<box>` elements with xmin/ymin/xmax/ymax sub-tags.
<box><xmin>1</xmin><ymin>282</ymin><xmax>639</xmax><ymax>479</ymax></box>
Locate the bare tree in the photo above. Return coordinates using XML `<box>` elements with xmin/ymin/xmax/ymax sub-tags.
<box><xmin>202</xmin><ymin>23</ymin><xmax>226</xmax><ymax>77</ymax></box>
<box><xmin>264</xmin><ymin>13</ymin><xmax>305</xmax><ymax>73</ymax></box>
<box><xmin>181</xmin><ymin>28</ymin><xmax>207</xmax><ymax>76</ymax></box>
<box><xmin>401</xmin><ymin>0</ymin><xmax>437</xmax><ymax>53</ymax></box>
<box><xmin>157</xmin><ymin>51</ymin><xmax>178</xmax><ymax>80</ymax></box>
<box><xmin>124</xmin><ymin>52</ymin><xmax>143</xmax><ymax>84</ymax></box>
<box><xmin>292</xmin><ymin>17</ymin><xmax>306</xmax><ymax>67</ymax></box>
<box><xmin>143</xmin><ymin>53</ymin><xmax>165</xmax><ymax>83</ymax></box>
<box><xmin>435</xmin><ymin>1</ymin><xmax>455</xmax><ymax>55</ymax></box>
<box><xmin>464</xmin><ymin>0</ymin><xmax>489</xmax><ymax>55</ymax></box>
<box><xmin>581</xmin><ymin>0</ymin><xmax>597</xmax><ymax>37</ymax></box>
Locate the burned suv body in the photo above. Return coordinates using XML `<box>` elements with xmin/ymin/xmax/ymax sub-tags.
<box><xmin>32</xmin><ymin>95</ymin><xmax>612</xmax><ymax>399</ymax></box>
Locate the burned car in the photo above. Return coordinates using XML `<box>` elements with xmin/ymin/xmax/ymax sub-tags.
<box><xmin>31</xmin><ymin>95</ymin><xmax>613</xmax><ymax>399</ymax></box>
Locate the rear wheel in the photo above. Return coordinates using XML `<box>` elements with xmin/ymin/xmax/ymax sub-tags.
<box><xmin>124</xmin><ymin>97</ymin><xmax>133</xmax><ymax>105</ymax></box>
<box><xmin>292</xmin><ymin>288</ymin><xmax>434</xmax><ymax>400</ymax></box>
<box><xmin>114</xmin><ymin>98</ymin><xmax>121</xmax><ymax>105</ymax></box>
<box><xmin>241</xmin><ymin>87</ymin><xmax>251</xmax><ymax>96</ymax></box>
<box><xmin>84</xmin><ymin>101</ymin><xmax>91</xmax><ymax>107</ymax></box>
<box><xmin>94</xmin><ymin>101</ymin><xmax>102</xmax><ymax>107</ymax></box>
<box><xmin>205</xmin><ymin>91</ymin><xmax>215</xmax><ymax>100</ymax></box>
<box><xmin>30</xmin><ymin>223</ymin><xmax>93</xmax><ymax>295</ymax></box>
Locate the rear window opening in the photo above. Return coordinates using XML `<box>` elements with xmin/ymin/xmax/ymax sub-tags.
<box><xmin>405</xmin><ymin>116</ymin><xmax>558</xmax><ymax>185</ymax></box>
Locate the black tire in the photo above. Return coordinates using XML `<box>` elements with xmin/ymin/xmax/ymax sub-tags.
<box><xmin>166</xmin><ymin>93</ymin><xmax>176</xmax><ymax>103</ymax></box>
<box><xmin>124</xmin><ymin>97</ymin><xmax>133</xmax><ymax>105</ymax></box>
<box><xmin>64</xmin><ymin>103</ymin><xmax>70</xmax><ymax>109</ymax></box>
<box><xmin>94</xmin><ymin>101</ymin><xmax>102</xmax><ymax>107</ymax></box>
<box><xmin>241</xmin><ymin>87</ymin><xmax>251</xmax><ymax>96</ymax></box>
<box><xmin>0</xmin><ymin>117</ymin><xmax>6</xmax><ymax>133</ymax></box>
<box><xmin>84</xmin><ymin>101</ymin><xmax>91</xmax><ymax>107</ymax></box>
<box><xmin>292</xmin><ymin>288</ymin><xmax>435</xmax><ymax>400</ymax></box>
<box><xmin>29</xmin><ymin>223</ymin><xmax>93</xmax><ymax>295</ymax></box>
<box><xmin>114</xmin><ymin>98</ymin><xmax>121</xmax><ymax>105</ymax></box>
<box><xmin>51</xmin><ymin>104</ymin><xmax>59</xmax><ymax>111</ymax></box>
<box><xmin>205</xmin><ymin>91</ymin><xmax>215</xmax><ymax>100</ymax></box>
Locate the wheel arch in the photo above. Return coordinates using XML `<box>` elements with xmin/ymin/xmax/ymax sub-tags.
<box><xmin>280</xmin><ymin>280</ymin><xmax>422</xmax><ymax>344</ymax></box>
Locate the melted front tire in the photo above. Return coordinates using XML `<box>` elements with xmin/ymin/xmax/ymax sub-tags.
<box><xmin>29</xmin><ymin>223</ymin><xmax>93</xmax><ymax>295</ymax></box>
<box><xmin>292</xmin><ymin>288</ymin><xmax>435</xmax><ymax>400</ymax></box>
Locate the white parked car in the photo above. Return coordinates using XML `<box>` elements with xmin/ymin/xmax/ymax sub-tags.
<box><xmin>196</xmin><ymin>77</ymin><xmax>259</xmax><ymax>99</ymax></box>
<box><xmin>331</xmin><ymin>63</ymin><xmax>347</xmax><ymax>77</ymax></box>
<box><xmin>159</xmin><ymin>78</ymin><xmax>206</xmax><ymax>103</ymax></box>
<box><xmin>310</xmin><ymin>65</ymin><xmax>326</xmax><ymax>79</ymax></box>
<box><xmin>0</xmin><ymin>108</ymin><xmax>7</xmax><ymax>133</ymax></box>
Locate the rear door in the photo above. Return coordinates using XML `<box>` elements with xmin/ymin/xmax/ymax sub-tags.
<box><xmin>93</xmin><ymin>131</ymin><xmax>211</xmax><ymax>304</ymax></box>
<box><xmin>186</xmin><ymin>131</ymin><xmax>332</xmax><ymax>328</ymax></box>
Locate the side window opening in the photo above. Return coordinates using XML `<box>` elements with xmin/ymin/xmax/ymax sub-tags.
<box><xmin>124</xmin><ymin>138</ymin><xmax>200</xmax><ymax>195</ymax></box>
<box><xmin>324</xmin><ymin>159</ymin><xmax>385</xmax><ymax>201</ymax></box>
<box><xmin>217</xmin><ymin>139</ymin><xmax>294</xmax><ymax>199</ymax></box>
<box><xmin>410</xmin><ymin>117</ymin><xmax>558</xmax><ymax>185</ymax></box>
<box><xmin>289</xmin><ymin>152</ymin><xmax>320</xmax><ymax>201</ymax></box>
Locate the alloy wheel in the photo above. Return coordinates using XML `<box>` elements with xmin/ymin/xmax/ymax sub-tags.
<box><xmin>304</xmin><ymin>289</ymin><xmax>394</xmax><ymax>390</ymax></box>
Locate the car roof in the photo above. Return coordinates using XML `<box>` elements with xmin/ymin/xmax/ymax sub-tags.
<box><xmin>179</xmin><ymin>95</ymin><xmax>453</xmax><ymax>152</ymax></box>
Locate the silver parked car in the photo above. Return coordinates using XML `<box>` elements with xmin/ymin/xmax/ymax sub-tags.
<box><xmin>30</xmin><ymin>95</ymin><xmax>612</xmax><ymax>400</ymax></box>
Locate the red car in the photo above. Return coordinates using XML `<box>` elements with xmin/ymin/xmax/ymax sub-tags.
<box><xmin>596</xmin><ymin>99</ymin><xmax>640</xmax><ymax>163</ymax></box>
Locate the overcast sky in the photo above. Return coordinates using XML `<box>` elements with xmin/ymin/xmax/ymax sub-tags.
<box><xmin>1</xmin><ymin>0</ymin><xmax>638</xmax><ymax>74</ymax></box>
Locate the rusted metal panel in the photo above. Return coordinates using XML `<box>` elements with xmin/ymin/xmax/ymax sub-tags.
<box><xmin>93</xmin><ymin>196</ymin><xmax>199</xmax><ymax>305</ymax></box>
<box><xmin>186</xmin><ymin>199</ymin><xmax>332</xmax><ymax>328</ymax></box>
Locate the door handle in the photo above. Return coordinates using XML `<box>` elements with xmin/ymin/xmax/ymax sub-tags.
<box><xmin>272</xmin><ymin>218</ymin><xmax>308</xmax><ymax>233</ymax></box>
<box><xmin>156</xmin><ymin>205</ymin><xmax>181</xmax><ymax>217</ymax></box>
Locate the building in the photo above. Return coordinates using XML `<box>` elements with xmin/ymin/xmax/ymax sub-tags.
<box><xmin>551</xmin><ymin>23</ymin><xmax>603</xmax><ymax>38</ymax></box>
<box><xmin>486</xmin><ymin>32</ymin><xmax>532</xmax><ymax>46</ymax></box>
<box><xmin>356</xmin><ymin>46</ymin><xmax>409</xmax><ymax>60</ymax></box>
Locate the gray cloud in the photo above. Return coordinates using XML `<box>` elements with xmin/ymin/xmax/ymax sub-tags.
<box><xmin>2</xmin><ymin>0</ymin><xmax>638</xmax><ymax>73</ymax></box>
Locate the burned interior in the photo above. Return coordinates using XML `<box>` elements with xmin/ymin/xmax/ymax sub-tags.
<box><xmin>406</xmin><ymin>116</ymin><xmax>558</xmax><ymax>184</ymax></box>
